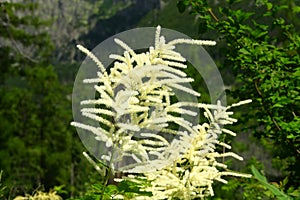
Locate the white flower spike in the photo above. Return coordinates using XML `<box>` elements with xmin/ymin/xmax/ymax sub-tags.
<box><xmin>72</xmin><ymin>25</ymin><xmax>218</xmax><ymax>173</ymax></box>
<box><xmin>72</xmin><ymin>25</ymin><xmax>252</xmax><ymax>199</ymax></box>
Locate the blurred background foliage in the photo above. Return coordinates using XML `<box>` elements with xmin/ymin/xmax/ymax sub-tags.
<box><xmin>0</xmin><ymin>0</ymin><xmax>299</xmax><ymax>199</ymax></box>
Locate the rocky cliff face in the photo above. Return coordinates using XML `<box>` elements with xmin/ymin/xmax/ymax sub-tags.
<box><xmin>80</xmin><ymin>0</ymin><xmax>160</xmax><ymax>48</ymax></box>
<box><xmin>34</xmin><ymin>0</ymin><xmax>160</xmax><ymax>62</ymax></box>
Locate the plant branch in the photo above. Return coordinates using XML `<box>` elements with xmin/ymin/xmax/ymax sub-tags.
<box><xmin>208</xmin><ymin>8</ymin><xmax>219</xmax><ymax>22</ymax></box>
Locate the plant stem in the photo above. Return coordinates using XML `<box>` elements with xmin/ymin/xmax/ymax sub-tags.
<box><xmin>100</xmin><ymin>147</ymin><xmax>116</xmax><ymax>200</ymax></box>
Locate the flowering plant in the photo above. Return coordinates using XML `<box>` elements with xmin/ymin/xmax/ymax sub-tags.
<box><xmin>72</xmin><ymin>26</ymin><xmax>251</xmax><ymax>199</ymax></box>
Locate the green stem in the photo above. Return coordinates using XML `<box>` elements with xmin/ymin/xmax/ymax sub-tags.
<box><xmin>100</xmin><ymin>146</ymin><xmax>116</xmax><ymax>200</ymax></box>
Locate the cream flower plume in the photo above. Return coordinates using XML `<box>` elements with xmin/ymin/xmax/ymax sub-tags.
<box><xmin>72</xmin><ymin>26</ymin><xmax>251</xmax><ymax>199</ymax></box>
<box><xmin>127</xmin><ymin>100</ymin><xmax>252</xmax><ymax>199</ymax></box>
<box><xmin>71</xmin><ymin>26</ymin><xmax>217</xmax><ymax>172</ymax></box>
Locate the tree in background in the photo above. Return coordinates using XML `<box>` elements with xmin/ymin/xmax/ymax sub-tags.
<box><xmin>0</xmin><ymin>1</ymin><xmax>100</xmax><ymax>199</ymax></box>
<box><xmin>0</xmin><ymin>0</ymin><xmax>161</xmax><ymax>198</ymax></box>
<box><xmin>177</xmin><ymin>0</ymin><xmax>300</xmax><ymax>198</ymax></box>
<box><xmin>1</xmin><ymin>0</ymin><xmax>299</xmax><ymax>199</ymax></box>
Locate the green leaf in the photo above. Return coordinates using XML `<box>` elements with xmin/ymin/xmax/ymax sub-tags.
<box><xmin>239</xmin><ymin>48</ymin><xmax>250</xmax><ymax>55</ymax></box>
<box><xmin>118</xmin><ymin>179</ymin><xmax>152</xmax><ymax>196</ymax></box>
<box><xmin>251</xmin><ymin>165</ymin><xmax>292</xmax><ymax>200</ymax></box>
<box><xmin>287</xmin><ymin>134</ymin><xmax>294</xmax><ymax>139</ymax></box>
<box><xmin>273</xmin><ymin>103</ymin><xmax>283</xmax><ymax>108</ymax></box>
<box><xmin>266</xmin><ymin>2</ymin><xmax>273</xmax><ymax>10</ymax></box>
<box><xmin>292</xmin><ymin>6</ymin><xmax>300</xmax><ymax>13</ymax></box>
<box><xmin>106</xmin><ymin>184</ymin><xmax>118</xmax><ymax>195</ymax></box>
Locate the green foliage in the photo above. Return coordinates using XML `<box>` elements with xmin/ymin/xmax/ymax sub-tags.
<box><xmin>1</xmin><ymin>0</ymin><xmax>299</xmax><ymax>199</ymax></box>
<box><xmin>251</xmin><ymin>165</ymin><xmax>294</xmax><ymax>199</ymax></box>
<box><xmin>0</xmin><ymin>1</ymin><xmax>52</xmax><ymax>82</ymax></box>
<box><xmin>0</xmin><ymin>66</ymin><xmax>70</xmax><ymax>196</ymax></box>
<box><xmin>0</xmin><ymin>1</ymin><xmax>53</xmax><ymax>62</ymax></box>
<box><xmin>0</xmin><ymin>65</ymin><xmax>103</xmax><ymax>198</ymax></box>
<box><xmin>94</xmin><ymin>0</ymin><xmax>132</xmax><ymax>20</ymax></box>
<box><xmin>70</xmin><ymin>178</ymin><xmax>151</xmax><ymax>200</ymax></box>
<box><xmin>178</xmin><ymin>0</ymin><xmax>300</xmax><ymax>193</ymax></box>
<box><xmin>0</xmin><ymin>1</ymin><xmax>101</xmax><ymax>199</ymax></box>
<box><xmin>0</xmin><ymin>171</ymin><xmax>7</xmax><ymax>199</ymax></box>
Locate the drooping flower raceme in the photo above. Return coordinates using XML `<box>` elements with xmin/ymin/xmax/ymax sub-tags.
<box><xmin>72</xmin><ymin>25</ymin><xmax>252</xmax><ymax>199</ymax></box>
